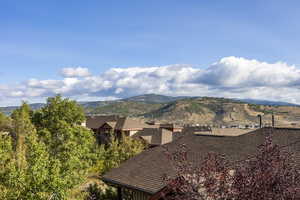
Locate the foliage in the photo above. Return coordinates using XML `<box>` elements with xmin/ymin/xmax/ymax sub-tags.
<box><xmin>0</xmin><ymin>96</ymin><xmax>98</xmax><ymax>199</ymax></box>
<box><xmin>162</xmin><ymin>137</ymin><xmax>300</xmax><ymax>200</ymax></box>
<box><xmin>85</xmin><ymin>184</ymin><xmax>117</xmax><ymax>200</ymax></box>
<box><xmin>32</xmin><ymin>95</ymin><xmax>85</xmax><ymax>128</ymax></box>
<box><xmin>231</xmin><ymin>137</ymin><xmax>300</xmax><ymax>200</ymax></box>
<box><xmin>184</xmin><ymin>102</ymin><xmax>205</xmax><ymax>114</ymax></box>
<box><xmin>31</xmin><ymin>95</ymin><xmax>96</xmax><ymax>197</ymax></box>
<box><xmin>0</xmin><ymin>111</ymin><xmax>11</xmax><ymax>132</ymax></box>
<box><xmin>11</xmin><ymin>103</ymin><xmax>35</xmax><ymax>169</ymax></box>
<box><xmin>0</xmin><ymin>103</ymin><xmax>52</xmax><ymax>200</ymax></box>
<box><xmin>0</xmin><ymin>95</ymin><xmax>148</xmax><ymax>199</ymax></box>
<box><xmin>103</xmin><ymin>134</ymin><xmax>146</xmax><ymax>173</ymax></box>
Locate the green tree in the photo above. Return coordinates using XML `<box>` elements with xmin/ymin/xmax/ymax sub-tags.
<box><xmin>33</xmin><ymin>95</ymin><xmax>85</xmax><ymax>129</ymax></box>
<box><xmin>0</xmin><ymin>103</ymin><xmax>52</xmax><ymax>200</ymax></box>
<box><xmin>32</xmin><ymin>95</ymin><xmax>96</xmax><ymax>198</ymax></box>
<box><xmin>22</xmin><ymin>131</ymin><xmax>50</xmax><ymax>200</ymax></box>
<box><xmin>103</xmin><ymin>134</ymin><xmax>146</xmax><ymax>173</ymax></box>
<box><xmin>0</xmin><ymin>134</ymin><xmax>15</xmax><ymax>199</ymax></box>
<box><xmin>0</xmin><ymin>111</ymin><xmax>12</xmax><ymax>132</ymax></box>
<box><xmin>11</xmin><ymin>103</ymin><xmax>34</xmax><ymax>169</ymax></box>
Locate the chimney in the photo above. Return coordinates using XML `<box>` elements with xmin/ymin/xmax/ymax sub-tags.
<box><xmin>272</xmin><ymin>114</ymin><xmax>275</xmax><ymax>127</ymax></box>
<box><xmin>257</xmin><ymin>115</ymin><xmax>262</xmax><ymax>128</ymax></box>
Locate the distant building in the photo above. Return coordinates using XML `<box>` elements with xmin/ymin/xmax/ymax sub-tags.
<box><xmin>134</xmin><ymin>128</ymin><xmax>173</xmax><ymax>147</ymax></box>
<box><xmin>158</xmin><ymin>123</ymin><xmax>183</xmax><ymax>132</ymax></box>
<box><xmin>238</xmin><ymin>124</ymin><xmax>245</xmax><ymax>129</ymax></box>
<box><xmin>86</xmin><ymin>115</ymin><xmax>146</xmax><ymax>144</ymax></box>
<box><xmin>85</xmin><ymin>115</ymin><xmax>181</xmax><ymax>145</ymax></box>
<box><xmin>220</xmin><ymin>125</ymin><xmax>227</xmax><ymax>129</ymax></box>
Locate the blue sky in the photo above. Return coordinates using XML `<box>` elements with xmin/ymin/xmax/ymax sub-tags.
<box><xmin>1</xmin><ymin>1</ymin><xmax>300</xmax><ymax>105</ymax></box>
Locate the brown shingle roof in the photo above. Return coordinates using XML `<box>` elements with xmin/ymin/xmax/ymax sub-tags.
<box><xmin>102</xmin><ymin>127</ymin><xmax>300</xmax><ymax>194</ymax></box>
<box><xmin>105</xmin><ymin>121</ymin><xmax>117</xmax><ymax>129</ymax></box>
<box><xmin>86</xmin><ymin>115</ymin><xmax>149</xmax><ymax>131</ymax></box>
<box><xmin>86</xmin><ymin>115</ymin><xmax>119</xmax><ymax>129</ymax></box>
<box><xmin>115</xmin><ymin>117</ymin><xmax>147</xmax><ymax>131</ymax></box>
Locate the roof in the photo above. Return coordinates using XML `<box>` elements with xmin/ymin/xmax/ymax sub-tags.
<box><xmin>102</xmin><ymin>127</ymin><xmax>300</xmax><ymax>194</ymax></box>
<box><xmin>103</xmin><ymin>121</ymin><xmax>117</xmax><ymax>129</ymax></box>
<box><xmin>133</xmin><ymin>128</ymin><xmax>173</xmax><ymax>146</ymax></box>
<box><xmin>159</xmin><ymin>123</ymin><xmax>183</xmax><ymax>129</ymax></box>
<box><xmin>203</xmin><ymin>128</ymin><xmax>256</xmax><ymax>136</ymax></box>
<box><xmin>115</xmin><ymin>117</ymin><xmax>148</xmax><ymax>131</ymax></box>
<box><xmin>86</xmin><ymin>115</ymin><xmax>119</xmax><ymax>129</ymax></box>
<box><xmin>86</xmin><ymin>115</ymin><xmax>150</xmax><ymax>131</ymax></box>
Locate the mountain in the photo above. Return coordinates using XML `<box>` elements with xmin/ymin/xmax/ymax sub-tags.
<box><xmin>85</xmin><ymin>101</ymin><xmax>164</xmax><ymax>116</ymax></box>
<box><xmin>122</xmin><ymin>94</ymin><xmax>189</xmax><ymax>103</ymax></box>
<box><xmin>142</xmin><ymin>97</ymin><xmax>300</xmax><ymax>126</ymax></box>
<box><xmin>1</xmin><ymin>94</ymin><xmax>300</xmax><ymax>127</ymax></box>
<box><xmin>0</xmin><ymin>103</ymin><xmax>45</xmax><ymax>115</ymax></box>
<box><xmin>237</xmin><ymin>99</ymin><xmax>299</xmax><ymax>106</ymax></box>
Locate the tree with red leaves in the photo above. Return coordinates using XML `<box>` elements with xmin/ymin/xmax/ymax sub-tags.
<box><xmin>160</xmin><ymin>136</ymin><xmax>300</xmax><ymax>200</ymax></box>
<box><xmin>230</xmin><ymin>137</ymin><xmax>300</xmax><ymax>200</ymax></box>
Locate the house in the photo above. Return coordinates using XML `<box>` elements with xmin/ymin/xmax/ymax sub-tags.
<box><xmin>102</xmin><ymin>127</ymin><xmax>300</xmax><ymax>200</ymax></box>
<box><xmin>86</xmin><ymin>115</ymin><xmax>152</xmax><ymax>135</ymax></box>
<box><xmin>85</xmin><ymin>115</ymin><xmax>120</xmax><ymax>143</ymax></box>
<box><xmin>183</xmin><ymin>125</ymin><xmax>212</xmax><ymax>135</ymax></box>
<box><xmin>85</xmin><ymin>115</ymin><xmax>120</xmax><ymax>132</ymax></box>
<box><xmin>159</xmin><ymin>123</ymin><xmax>183</xmax><ymax>132</ymax></box>
<box><xmin>86</xmin><ymin>115</ymin><xmax>159</xmax><ymax>144</ymax></box>
<box><xmin>86</xmin><ymin>115</ymin><xmax>184</xmax><ymax>145</ymax></box>
<box><xmin>133</xmin><ymin>128</ymin><xmax>173</xmax><ymax>147</ymax></box>
<box><xmin>238</xmin><ymin>124</ymin><xmax>245</xmax><ymax>129</ymax></box>
<box><xmin>114</xmin><ymin>117</ymin><xmax>148</xmax><ymax>136</ymax></box>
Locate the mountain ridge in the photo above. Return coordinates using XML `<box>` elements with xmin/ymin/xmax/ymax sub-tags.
<box><xmin>1</xmin><ymin>94</ymin><xmax>300</xmax><ymax>127</ymax></box>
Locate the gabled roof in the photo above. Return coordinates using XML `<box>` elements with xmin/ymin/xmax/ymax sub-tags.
<box><xmin>86</xmin><ymin>115</ymin><xmax>119</xmax><ymax>129</ymax></box>
<box><xmin>115</xmin><ymin>117</ymin><xmax>148</xmax><ymax>131</ymax></box>
<box><xmin>86</xmin><ymin>115</ymin><xmax>149</xmax><ymax>131</ymax></box>
<box><xmin>102</xmin><ymin>127</ymin><xmax>300</xmax><ymax>194</ymax></box>
<box><xmin>101</xmin><ymin>121</ymin><xmax>117</xmax><ymax>129</ymax></box>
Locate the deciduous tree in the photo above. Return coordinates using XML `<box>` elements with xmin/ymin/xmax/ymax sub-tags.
<box><xmin>162</xmin><ymin>137</ymin><xmax>300</xmax><ymax>200</ymax></box>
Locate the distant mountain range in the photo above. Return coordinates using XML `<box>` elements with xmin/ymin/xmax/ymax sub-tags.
<box><xmin>237</xmin><ymin>98</ymin><xmax>299</xmax><ymax>107</ymax></box>
<box><xmin>0</xmin><ymin>103</ymin><xmax>45</xmax><ymax>115</ymax></box>
<box><xmin>1</xmin><ymin>94</ymin><xmax>300</xmax><ymax>126</ymax></box>
<box><xmin>122</xmin><ymin>94</ymin><xmax>188</xmax><ymax>103</ymax></box>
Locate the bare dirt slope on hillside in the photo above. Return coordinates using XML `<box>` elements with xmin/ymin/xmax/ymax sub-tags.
<box><xmin>144</xmin><ymin>97</ymin><xmax>300</xmax><ymax>127</ymax></box>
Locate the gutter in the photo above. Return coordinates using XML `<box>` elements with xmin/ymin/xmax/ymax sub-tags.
<box><xmin>102</xmin><ymin>177</ymin><xmax>163</xmax><ymax>195</ymax></box>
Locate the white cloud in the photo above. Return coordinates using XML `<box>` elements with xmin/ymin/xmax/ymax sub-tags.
<box><xmin>61</xmin><ymin>67</ymin><xmax>91</xmax><ymax>77</ymax></box>
<box><xmin>2</xmin><ymin>56</ymin><xmax>300</xmax><ymax>106</ymax></box>
<box><xmin>198</xmin><ymin>57</ymin><xmax>300</xmax><ymax>87</ymax></box>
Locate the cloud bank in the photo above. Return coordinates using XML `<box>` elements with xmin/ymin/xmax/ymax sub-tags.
<box><xmin>1</xmin><ymin>56</ymin><xmax>300</xmax><ymax>106</ymax></box>
<box><xmin>61</xmin><ymin>67</ymin><xmax>91</xmax><ymax>77</ymax></box>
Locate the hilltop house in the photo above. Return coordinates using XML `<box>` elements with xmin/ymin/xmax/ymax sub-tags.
<box><xmin>102</xmin><ymin>127</ymin><xmax>300</xmax><ymax>200</ymax></box>
<box><xmin>85</xmin><ymin>115</ymin><xmax>182</xmax><ymax>145</ymax></box>
<box><xmin>85</xmin><ymin>115</ymin><xmax>148</xmax><ymax>143</ymax></box>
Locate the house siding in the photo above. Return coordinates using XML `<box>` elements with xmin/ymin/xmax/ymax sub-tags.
<box><xmin>161</xmin><ymin>129</ymin><xmax>173</xmax><ymax>144</ymax></box>
<box><xmin>122</xmin><ymin>188</ymin><xmax>152</xmax><ymax>200</ymax></box>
